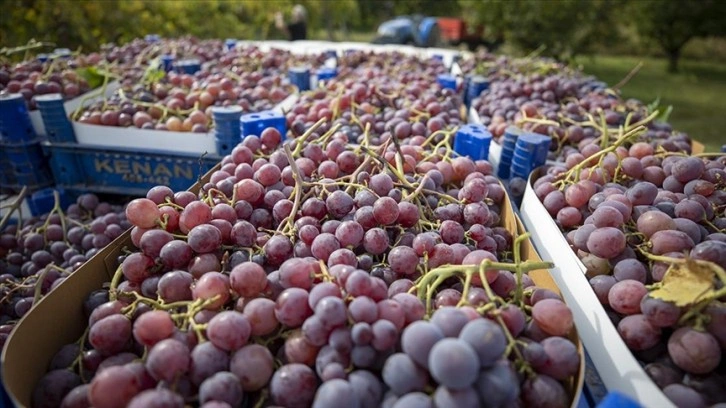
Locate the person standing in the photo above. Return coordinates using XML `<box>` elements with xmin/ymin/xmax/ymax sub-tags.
<box><xmin>275</xmin><ymin>5</ymin><xmax>307</xmax><ymax>41</ymax></box>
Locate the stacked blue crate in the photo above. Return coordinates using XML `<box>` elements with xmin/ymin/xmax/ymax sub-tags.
<box><xmin>175</xmin><ymin>59</ymin><xmax>202</xmax><ymax>74</ymax></box>
<box><xmin>453</xmin><ymin>124</ymin><xmax>492</xmax><ymax>161</ymax></box>
<box><xmin>510</xmin><ymin>132</ymin><xmax>551</xmax><ymax>179</ymax></box>
<box><xmin>240</xmin><ymin>111</ymin><xmax>287</xmax><ymax>140</ymax></box>
<box><xmin>464</xmin><ymin>75</ymin><xmax>489</xmax><ymax>107</ymax></box>
<box><xmin>35</xmin><ymin>94</ymin><xmax>76</xmax><ymax>143</ymax></box>
<box><xmin>27</xmin><ymin>187</ymin><xmax>75</xmax><ymax>216</ymax></box>
<box><xmin>44</xmin><ymin>143</ymin><xmax>219</xmax><ymax>196</ymax></box>
<box><xmin>498</xmin><ymin>126</ymin><xmax>522</xmax><ymax>179</ymax></box>
<box><xmin>314</xmin><ymin>67</ymin><xmax>337</xmax><ymax>88</ymax></box>
<box><xmin>0</xmin><ymin>93</ymin><xmax>54</xmax><ymax>193</ymax></box>
<box><xmin>289</xmin><ymin>67</ymin><xmax>311</xmax><ymax>92</ymax></box>
<box><xmin>436</xmin><ymin>74</ymin><xmax>457</xmax><ymax>91</ymax></box>
<box><xmin>213</xmin><ymin>106</ymin><xmax>244</xmax><ymax>156</ymax></box>
<box><xmin>161</xmin><ymin>54</ymin><xmax>175</xmax><ymax>72</ymax></box>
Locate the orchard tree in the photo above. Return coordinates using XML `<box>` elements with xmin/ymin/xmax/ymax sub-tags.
<box><xmin>458</xmin><ymin>0</ymin><xmax>620</xmax><ymax>59</ymax></box>
<box><xmin>630</xmin><ymin>0</ymin><xmax>726</xmax><ymax>72</ymax></box>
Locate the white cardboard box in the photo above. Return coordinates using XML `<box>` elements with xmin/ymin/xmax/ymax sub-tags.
<box><xmin>29</xmin><ymin>81</ymin><xmax>121</xmax><ymax>137</ymax></box>
<box><xmin>520</xmin><ymin>170</ymin><xmax>675</xmax><ymax>408</ymax></box>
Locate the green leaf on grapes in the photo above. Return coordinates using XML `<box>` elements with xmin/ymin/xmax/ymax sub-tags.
<box><xmin>650</xmin><ymin>259</ymin><xmax>715</xmax><ymax>307</ymax></box>
<box><xmin>76</xmin><ymin>67</ymin><xmax>113</xmax><ymax>89</ymax></box>
<box><xmin>142</xmin><ymin>58</ymin><xmax>165</xmax><ymax>85</ymax></box>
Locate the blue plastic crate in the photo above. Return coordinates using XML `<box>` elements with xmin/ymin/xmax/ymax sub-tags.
<box><xmin>465</xmin><ymin>75</ymin><xmax>489</xmax><ymax>106</ymax></box>
<box><xmin>453</xmin><ymin>124</ymin><xmax>492</xmax><ymax>161</ymax></box>
<box><xmin>497</xmin><ymin>165</ymin><xmax>511</xmax><ymax>179</ymax></box>
<box><xmin>0</xmin><ymin>93</ymin><xmax>36</xmax><ymax>143</ymax></box>
<box><xmin>316</xmin><ymin>67</ymin><xmax>338</xmax><ymax>82</ymax></box>
<box><xmin>161</xmin><ymin>54</ymin><xmax>175</xmax><ymax>72</ymax></box>
<box><xmin>289</xmin><ymin>67</ymin><xmax>311</xmax><ymax>92</ymax></box>
<box><xmin>532</xmin><ymin>133</ymin><xmax>552</xmax><ymax>166</ymax></box>
<box><xmin>515</xmin><ymin>133</ymin><xmax>542</xmax><ymax>154</ymax></box>
<box><xmin>213</xmin><ymin>106</ymin><xmax>245</xmax><ymax>156</ymax></box>
<box><xmin>44</xmin><ymin>142</ymin><xmax>219</xmax><ymax>196</ymax></box>
<box><xmin>437</xmin><ymin>74</ymin><xmax>457</xmax><ymax>90</ymax></box>
<box><xmin>500</xmin><ymin>146</ymin><xmax>515</xmax><ymax>159</ymax></box>
<box><xmin>35</xmin><ymin>94</ymin><xmax>76</xmax><ymax>143</ymax></box>
<box><xmin>511</xmin><ymin>150</ymin><xmax>536</xmax><ymax>167</ymax></box>
<box><xmin>596</xmin><ymin>392</ymin><xmax>641</xmax><ymax>408</ymax></box>
<box><xmin>27</xmin><ymin>187</ymin><xmax>75</xmax><ymax>216</ymax></box>
<box><xmin>176</xmin><ymin>59</ymin><xmax>201</xmax><ymax>74</ymax></box>
<box><xmin>240</xmin><ymin>111</ymin><xmax>287</xmax><ymax>139</ymax></box>
<box><xmin>500</xmin><ymin>151</ymin><xmax>514</xmax><ymax>164</ymax></box>
<box><xmin>0</xmin><ymin>139</ymin><xmax>54</xmax><ymax>193</ymax></box>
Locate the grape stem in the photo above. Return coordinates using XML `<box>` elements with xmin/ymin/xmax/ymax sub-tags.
<box><xmin>279</xmin><ymin>144</ymin><xmax>304</xmax><ymax>236</ymax></box>
<box><xmin>0</xmin><ymin>186</ymin><xmax>28</xmax><ymax>232</ymax></box>
<box><xmin>554</xmin><ymin>124</ymin><xmax>648</xmax><ymax>190</ymax></box>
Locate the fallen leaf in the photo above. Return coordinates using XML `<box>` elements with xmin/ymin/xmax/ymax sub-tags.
<box><xmin>650</xmin><ymin>259</ymin><xmax>715</xmax><ymax>307</ymax></box>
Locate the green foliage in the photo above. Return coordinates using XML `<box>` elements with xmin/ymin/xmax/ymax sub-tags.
<box><xmin>627</xmin><ymin>0</ymin><xmax>726</xmax><ymax>72</ymax></box>
<box><xmin>576</xmin><ymin>54</ymin><xmax>726</xmax><ymax>152</ymax></box>
<box><xmin>459</xmin><ymin>0</ymin><xmax>621</xmax><ymax>59</ymax></box>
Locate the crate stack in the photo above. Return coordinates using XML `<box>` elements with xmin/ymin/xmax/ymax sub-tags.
<box><xmin>34</xmin><ymin>94</ymin><xmax>220</xmax><ymax>197</ymax></box>
<box><xmin>0</xmin><ymin>94</ymin><xmax>54</xmax><ymax>195</ymax></box>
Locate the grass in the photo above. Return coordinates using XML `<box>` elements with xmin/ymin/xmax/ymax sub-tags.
<box><xmin>575</xmin><ymin>55</ymin><xmax>726</xmax><ymax>152</ymax></box>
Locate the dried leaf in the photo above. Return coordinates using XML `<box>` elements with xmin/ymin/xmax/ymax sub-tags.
<box><xmin>650</xmin><ymin>259</ymin><xmax>715</xmax><ymax>307</ymax></box>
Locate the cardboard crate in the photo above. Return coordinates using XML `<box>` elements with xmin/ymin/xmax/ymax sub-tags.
<box><xmin>28</xmin><ymin>81</ymin><xmax>121</xmax><ymax>137</ymax></box>
<box><xmin>519</xmin><ymin>167</ymin><xmax>675</xmax><ymax>408</ymax></box>
<box><xmin>69</xmin><ymin>89</ymin><xmax>294</xmax><ymax>155</ymax></box>
<box><xmin>2</xmin><ymin>170</ymin><xmax>584</xmax><ymax>408</ymax></box>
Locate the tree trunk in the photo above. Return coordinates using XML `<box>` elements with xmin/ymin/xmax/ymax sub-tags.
<box><xmin>667</xmin><ymin>47</ymin><xmax>681</xmax><ymax>73</ymax></box>
<box><xmin>322</xmin><ymin>4</ymin><xmax>334</xmax><ymax>41</ymax></box>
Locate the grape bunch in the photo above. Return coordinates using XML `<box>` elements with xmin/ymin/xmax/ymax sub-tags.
<box><xmin>0</xmin><ymin>193</ymin><xmax>129</xmax><ymax>347</ymax></box>
<box><xmin>284</xmin><ymin>56</ymin><xmax>463</xmax><ymax>145</ymax></box>
<box><xmin>32</xmin><ymin>119</ymin><xmax>580</xmax><ymax>408</ymax></box>
<box><xmin>75</xmin><ymin>45</ymin><xmax>302</xmax><ymax>133</ymax></box>
<box><xmin>0</xmin><ymin>57</ymin><xmax>92</xmax><ymax>109</ymax></box>
<box><xmin>535</xmin><ymin>132</ymin><xmax>726</xmax><ymax>406</ymax></box>
<box><xmin>467</xmin><ymin>54</ymin><xmax>694</xmax><ymax>163</ymax></box>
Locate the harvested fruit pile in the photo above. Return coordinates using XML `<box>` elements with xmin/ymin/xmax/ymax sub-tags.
<box><xmin>2</xmin><ymin>36</ymin><xmax>724</xmax><ymax>408</ymax></box>
<box><xmin>284</xmin><ymin>52</ymin><xmax>464</xmax><ymax>145</ymax></box>
<box><xmin>31</xmin><ymin>120</ymin><xmax>581</xmax><ymax>407</ymax></box>
<box><xmin>0</xmin><ymin>193</ymin><xmax>129</xmax><ymax>346</ymax></box>
<box><xmin>73</xmin><ymin>43</ymin><xmax>311</xmax><ymax>132</ymax></box>
<box><xmin>467</xmin><ymin>54</ymin><xmax>694</xmax><ymax>163</ymax></box>
<box><xmin>534</xmin><ymin>129</ymin><xmax>726</xmax><ymax>406</ymax></box>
